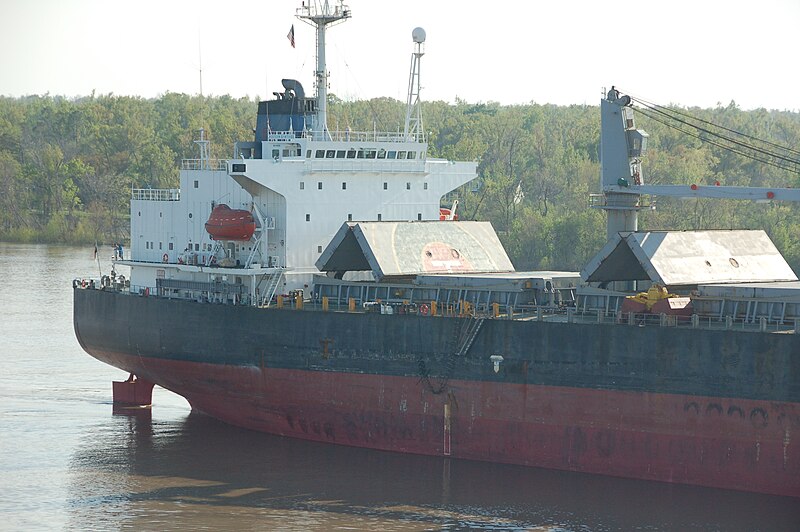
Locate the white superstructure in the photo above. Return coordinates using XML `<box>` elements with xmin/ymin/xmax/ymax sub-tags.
<box><xmin>123</xmin><ymin>2</ymin><xmax>477</xmax><ymax>303</ymax></box>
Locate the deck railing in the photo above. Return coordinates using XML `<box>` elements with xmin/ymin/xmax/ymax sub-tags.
<box><xmin>73</xmin><ymin>280</ymin><xmax>800</xmax><ymax>334</ymax></box>
<box><xmin>181</xmin><ymin>159</ymin><xmax>227</xmax><ymax>171</ymax></box>
<box><xmin>131</xmin><ymin>188</ymin><xmax>180</xmax><ymax>201</ymax></box>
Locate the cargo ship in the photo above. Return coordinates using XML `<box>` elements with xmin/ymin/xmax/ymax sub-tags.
<box><xmin>73</xmin><ymin>1</ymin><xmax>799</xmax><ymax>498</ymax></box>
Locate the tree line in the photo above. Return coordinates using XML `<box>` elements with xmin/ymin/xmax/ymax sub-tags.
<box><xmin>1</xmin><ymin>92</ymin><xmax>799</xmax><ymax>272</ymax></box>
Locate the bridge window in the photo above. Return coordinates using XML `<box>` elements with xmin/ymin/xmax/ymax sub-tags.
<box><xmin>357</xmin><ymin>149</ymin><xmax>365</xmax><ymax>159</ymax></box>
<box><xmin>365</xmin><ymin>149</ymin><xmax>377</xmax><ymax>159</ymax></box>
<box><xmin>315</xmin><ymin>150</ymin><xmax>325</xmax><ymax>158</ymax></box>
<box><xmin>346</xmin><ymin>149</ymin><xmax>356</xmax><ymax>159</ymax></box>
<box><xmin>407</xmin><ymin>151</ymin><xmax>416</xmax><ymax>160</ymax></box>
<box><xmin>377</xmin><ymin>149</ymin><xmax>386</xmax><ymax>159</ymax></box>
<box><xmin>398</xmin><ymin>151</ymin><xmax>407</xmax><ymax>159</ymax></box>
<box><xmin>326</xmin><ymin>150</ymin><xmax>335</xmax><ymax>158</ymax></box>
<box><xmin>387</xmin><ymin>151</ymin><xmax>397</xmax><ymax>159</ymax></box>
<box><xmin>336</xmin><ymin>150</ymin><xmax>345</xmax><ymax>158</ymax></box>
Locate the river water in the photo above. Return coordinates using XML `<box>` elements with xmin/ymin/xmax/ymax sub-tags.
<box><xmin>1</xmin><ymin>242</ymin><xmax>798</xmax><ymax>531</ymax></box>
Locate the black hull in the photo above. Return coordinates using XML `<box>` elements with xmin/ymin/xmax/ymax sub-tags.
<box><xmin>74</xmin><ymin>288</ymin><xmax>800</xmax><ymax>497</ymax></box>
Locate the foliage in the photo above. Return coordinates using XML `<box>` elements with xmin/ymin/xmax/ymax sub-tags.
<box><xmin>1</xmin><ymin>92</ymin><xmax>799</xmax><ymax>273</ymax></box>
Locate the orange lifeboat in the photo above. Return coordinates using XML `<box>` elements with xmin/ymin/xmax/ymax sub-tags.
<box><xmin>204</xmin><ymin>204</ymin><xmax>256</xmax><ymax>241</ymax></box>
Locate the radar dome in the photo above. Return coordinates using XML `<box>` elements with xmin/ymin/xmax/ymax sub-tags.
<box><xmin>412</xmin><ymin>27</ymin><xmax>426</xmax><ymax>43</ymax></box>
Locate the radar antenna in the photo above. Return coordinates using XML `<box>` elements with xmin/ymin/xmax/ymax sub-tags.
<box><xmin>403</xmin><ymin>27</ymin><xmax>426</xmax><ymax>142</ymax></box>
<box><xmin>296</xmin><ymin>1</ymin><xmax>351</xmax><ymax>140</ymax></box>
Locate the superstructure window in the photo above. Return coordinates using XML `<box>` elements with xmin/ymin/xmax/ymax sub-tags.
<box><xmin>169</xmin><ymin>243</ymin><xmax>174</xmax><ymax>250</ymax></box>
<box><xmin>406</xmin><ymin>182</ymin><xmax>411</xmax><ymax>190</ymax></box>
<box><xmin>194</xmin><ymin>180</ymin><xmax>199</xmax><ymax>188</ymax></box>
<box><xmin>383</xmin><ymin>182</ymin><xmax>388</xmax><ymax>190</ymax></box>
<box><xmin>317</xmin><ymin>245</ymin><xmax>323</xmax><ymax>253</ymax></box>
<box><xmin>342</xmin><ymin>182</ymin><xmax>347</xmax><ymax>190</ymax></box>
<box><xmin>377</xmin><ymin>214</ymin><xmax>382</xmax><ymax>221</ymax></box>
<box><xmin>300</xmin><ymin>182</ymin><xmax>305</xmax><ymax>190</ymax></box>
<box><xmin>418</xmin><ymin>213</ymin><xmax>422</xmax><ymax>220</ymax></box>
<box><xmin>424</xmin><ymin>183</ymin><xmax>428</xmax><ymax>190</ymax></box>
<box><xmin>306</xmin><ymin>214</ymin><xmax>310</xmax><ymax>221</ymax></box>
<box><xmin>318</xmin><ymin>182</ymin><xmax>323</xmax><ymax>190</ymax></box>
<box><xmin>347</xmin><ymin>213</ymin><xmax>352</xmax><ymax>221</ymax></box>
<box><xmin>283</xmin><ymin>144</ymin><xmax>301</xmax><ymax>157</ymax></box>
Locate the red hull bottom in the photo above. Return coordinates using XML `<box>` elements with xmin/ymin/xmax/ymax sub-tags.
<box><xmin>93</xmin><ymin>350</ymin><xmax>800</xmax><ymax>498</ymax></box>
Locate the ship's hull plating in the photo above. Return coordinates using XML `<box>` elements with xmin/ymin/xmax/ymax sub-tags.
<box><xmin>73</xmin><ymin>288</ymin><xmax>800</xmax><ymax>498</ymax></box>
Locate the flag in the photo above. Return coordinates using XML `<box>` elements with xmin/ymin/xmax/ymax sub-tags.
<box><xmin>93</xmin><ymin>243</ymin><xmax>98</xmax><ymax>260</ymax></box>
<box><xmin>287</xmin><ymin>24</ymin><xmax>295</xmax><ymax>48</ymax></box>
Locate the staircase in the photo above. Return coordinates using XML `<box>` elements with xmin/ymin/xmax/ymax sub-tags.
<box><xmin>258</xmin><ymin>270</ymin><xmax>284</xmax><ymax>307</ymax></box>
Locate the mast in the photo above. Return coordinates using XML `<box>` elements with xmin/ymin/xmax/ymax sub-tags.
<box><xmin>403</xmin><ymin>27</ymin><xmax>426</xmax><ymax>142</ymax></box>
<box><xmin>194</xmin><ymin>128</ymin><xmax>210</xmax><ymax>170</ymax></box>
<box><xmin>296</xmin><ymin>1</ymin><xmax>351</xmax><ymax>140</ymax></box>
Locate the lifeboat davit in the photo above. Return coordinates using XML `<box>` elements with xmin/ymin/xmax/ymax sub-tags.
<box><xmin>204</xmin><ymin>204</ymin><xmax>256</xmax><ymax>241</ymax></box>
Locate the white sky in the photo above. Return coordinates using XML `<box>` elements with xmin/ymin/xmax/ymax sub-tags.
<box><xmin>1</xmin><ymin>0</ymin><xmax>798</xmax><ymax>110</ymax></box>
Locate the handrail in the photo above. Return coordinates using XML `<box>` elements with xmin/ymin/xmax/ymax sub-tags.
<box><xmin>131</xmin><ymin>188</ymin><xmax>180</xmax><ymax>201</ymax></box>
<box><xmin>72</xmin><ymin>280</ymin><xmax>799</xmax><ymax>334</ymax></box>
<box><xmin>181</xmin><ymin>159</ymin><xmax>227</xmax><ymax>170</ymax></box>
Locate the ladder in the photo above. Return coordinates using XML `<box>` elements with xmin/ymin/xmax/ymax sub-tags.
<box><xmin>421</xmin><ymin>316</ymin><xmax>485</xmax><ymax>395</ymax></box>
<box><xmin>259</xmin><ymin>270</ymin><xmax>284</xmax><ymax>307</ymax></box>
<box><xmin>455</xmin><ymin>316</ymin><xmax>484</xmax><ymax>357</ymax></box>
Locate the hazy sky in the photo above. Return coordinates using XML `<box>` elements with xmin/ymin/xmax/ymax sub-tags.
<box><xmin>1</xmin><ymin>0</ymin><xmax>798</xmax><ymax>110</ymax></box>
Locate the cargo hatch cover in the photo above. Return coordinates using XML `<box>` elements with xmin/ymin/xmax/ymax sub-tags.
<box><xmin>580</xmin><ymin>230</ymin><xmax>797</xmax><ymax>285</ymax></box>
<box><xmin>316</xmin><ymin>221</ymin><xmax>515</xmax><ymax>280</ymax></box>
